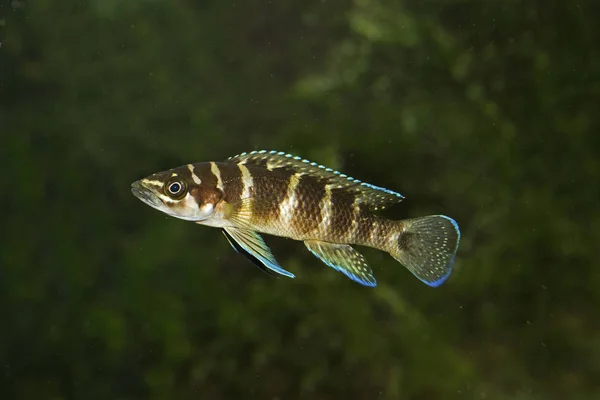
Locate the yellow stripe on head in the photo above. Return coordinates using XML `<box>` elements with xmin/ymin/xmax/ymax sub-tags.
<box><xmin>188</xmin><ymin>164</ymin><xmax>202</xmax><ymax>185</ymax></box>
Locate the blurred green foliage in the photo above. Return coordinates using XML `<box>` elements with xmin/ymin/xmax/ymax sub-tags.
<box><xmin>1</xmin><ymin>0</ymin><xmax>599</xmax><ymax>399</ymax></box>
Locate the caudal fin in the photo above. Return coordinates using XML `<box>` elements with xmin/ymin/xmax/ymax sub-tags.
<box><xmin>390</xmin><ymin>215</ymin><xmax>461</xmax><ymax>287</ymax></box>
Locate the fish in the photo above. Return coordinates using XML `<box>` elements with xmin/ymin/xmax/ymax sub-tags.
<box><xmin>131</xmin><ymin>150</ymin><xmax>461</xmax><ymax>287</ymax></box>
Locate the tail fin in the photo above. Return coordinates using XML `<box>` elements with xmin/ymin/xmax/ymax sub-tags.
<box><xmin>390</xmin><ymin>215</ymin><xmax>461</xmax><ymax>287</ymax></box>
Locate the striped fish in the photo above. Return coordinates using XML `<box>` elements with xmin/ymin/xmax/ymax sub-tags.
<box><xmin>131</xmin><ymin>150</ymin><xmax>461</xmax><ymax>287</ymax></box>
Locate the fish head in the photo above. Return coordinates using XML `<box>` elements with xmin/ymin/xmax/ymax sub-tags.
<box><xmin>131</xmin><ymin>163</ymin><xmax>223</xmax><ymax>222</ymax></box>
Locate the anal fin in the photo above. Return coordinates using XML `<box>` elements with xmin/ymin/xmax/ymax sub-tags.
<box><xmin>223</xmin><ymin>227</ymin><xmax>295</xmax><ymax>279</ymax></box>
<box><xmin>304</xmin><ymin>240</ymin><xmax>377</xmax><ymax>287</ymax></box>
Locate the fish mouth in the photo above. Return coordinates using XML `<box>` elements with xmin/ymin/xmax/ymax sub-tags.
<box><xmin>131</xmin><ymin>180</ymin><xmax>163</xmax><ymax>208</ymax></box>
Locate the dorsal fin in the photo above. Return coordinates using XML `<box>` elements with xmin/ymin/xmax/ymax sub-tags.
<box><xmin>227</xmin><ymin>150</ymin><xmax>404</xmax><ymax>210</ymax></box>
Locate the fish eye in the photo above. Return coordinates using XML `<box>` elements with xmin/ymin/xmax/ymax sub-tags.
<box><xmin>165</xmin><ymin>179</ymin><xmax>186</xmax><ymax>198</ymax></box>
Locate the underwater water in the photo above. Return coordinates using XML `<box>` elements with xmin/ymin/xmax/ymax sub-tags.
<box><xmin>1</xmin><ymin>1</ymin><xmax>599</xmax><ymax>399</ymax></box>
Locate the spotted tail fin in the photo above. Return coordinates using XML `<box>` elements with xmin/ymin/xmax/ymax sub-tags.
<box><xmin>390</xmin><ymin>215</ymin><xmax>461</xmax><ymax>287</ymax></box>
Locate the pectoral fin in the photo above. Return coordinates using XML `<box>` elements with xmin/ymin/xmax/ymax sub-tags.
<box><xmin>223</xmin><ymin>227</ymin><xmax>295</xmax><ymax>279</ymax></box>
<box><xmin>222</xmin><ymin>230</ymin><xmax>277</xmax><ymax>276</ymax></box>
<box><xmin>304</xmin><ymin>240</ymin><xmax>377</xmax><ymax>287</ymax></box>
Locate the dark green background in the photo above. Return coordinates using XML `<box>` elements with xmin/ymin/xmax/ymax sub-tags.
<box><xmin>1</xmin><ymin>0</ymin><xmax>599</xmax><ymax>399</ymax></box>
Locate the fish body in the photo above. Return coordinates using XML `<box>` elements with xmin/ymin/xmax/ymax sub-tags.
<box><xmin>131</xmin><ymin>150</ymin><xmax>461</xmax><ymax>287</ymax></box>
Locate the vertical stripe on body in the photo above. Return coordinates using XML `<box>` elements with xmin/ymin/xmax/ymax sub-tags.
<box><xmin>353</xmin><ymin>205</ymin><xmax>376</xmax><ymax>246</ymax></box>
<box><xmin>315</xmin><ymin>186</ymin><xmax>333</xmax><ymax>237</ymax></box>
<box><xmin>238</xmin><ymin>163</ymin><xmax>254</xmax><ymax>200</ymax></box>
<box><xmin>210</xmin><ymin>162</ymin><xmax>224</xmax><ymax>192</ymax></box>
<box><xmin>387</xmin><ymin>231</ymin><xmax>402</xmax><ymax>253</ymax></box>
<box><xmin>279</xmin><ymin>174</ymin><xmax>301</xmax><ymax>225</ymax></box>
<box><xmin>346</xmin><ymin>199</ymin><xmax>361</xmax><ymax>242</ymax></box>
<box><xmin>370</xmin><ymin>220</ymin><xmax>383</xmax><ymax>248</ymax></box>
<box><xmin>368</xmin><ymin>217</ymin><xmax>397</xmax><ymax>250</ymax></box>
